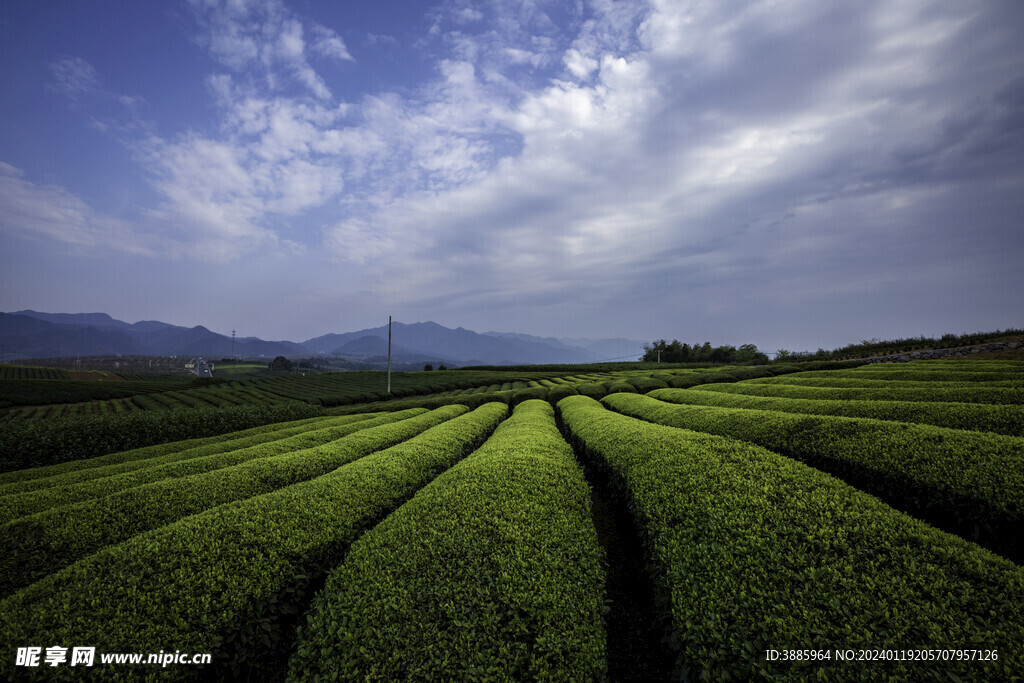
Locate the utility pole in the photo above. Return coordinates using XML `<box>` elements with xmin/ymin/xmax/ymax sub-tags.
<box><xmin>387</xmin><ymin>316</ymin><xmax>392</xmax><ymax>395</ymax></box>
<box><xmin>231</xmin><ymin>330</ymin><xmax>236</xmax><ymax>362</ymax></box>
<box><xmin>657</xmin><ymin>350</ymin><xmax>661</xmax><ymax>363</ymax></box>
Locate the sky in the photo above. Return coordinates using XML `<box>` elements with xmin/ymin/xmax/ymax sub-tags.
<box><xmin>1</xmin><ymin>0</ymin><xmax>1022</xmax><ymax>354</ymax></box>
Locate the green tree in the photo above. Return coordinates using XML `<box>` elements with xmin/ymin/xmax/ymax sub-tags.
<box><xmin>269</xmin><ymin>356</ymin><xmax>293</xmax><ymax>371</ymax></box>
<box><xmin>424</xmin><ymin>364</ymin><xmax>434</xmax><ymax>371</ymax></box>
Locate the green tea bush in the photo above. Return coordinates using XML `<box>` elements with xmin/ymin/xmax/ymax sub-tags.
<box><xmin>605</xmin><ymin>393</ymin><xmax>1024</xmax><ymax>562</ymax></box>
<box><xmin>0</xmin><ymin>414</ymin><xmax>385</xmax><ymax>522</ymax></box>
<box><xmin>558</xmin><ymin>395</ymin><xmax>1024</xmax><ymax>680</ymax></box>
<box><xmin>747</xmin><ymin>376</ymin><xmax>1020</xmax><ymax>388</ymax></box>
<box><xmin>605</xmin><ymin>381</ymin><xmax>637</xmax><ymax>394</ymax></box>
<box><xmin>289</xmin><ymin>401</ymin><xmax>604</xmax><ymax>681</ymax></box>
<box><xmin>625</xmin><ymin>377</ymin><xmax>669</xmax><ymax>392</ymax></box>
<box><xmin>0</xmin><ymin>401</ymin><xmax>326</xmax><ymax>474</ymax></box>
<box><xmin>650</xmin><ymin>388</ymin><xmax>1024</xmax><ymax>437</ymax></box>
<box><xmin>0</xmin><ymin>408</ymin><xmax>450</xmax><ymax>597</ymax></box>
<box><xmin>574</xmin><ymin>382</ymin><xmax>607</xmax><ymax>399</ymax></box>
<box><xmin>695</xmin><ymin>382</ymin><xmax>1024</xmax><ymax>405</ymax></box>
<box><xmin>546</xmin><ymin>384</ymin><xmax>579</xmax><ymax>404</ymax></box>
<box><xmin>0</xmin><ymin>404</ymin><xmax>508</xmax><ymax>679</ymax></box>
<box><xmin>510</xmin><ymin>387</ymin><xmax>548</xmax><ymax>406</ymax></box>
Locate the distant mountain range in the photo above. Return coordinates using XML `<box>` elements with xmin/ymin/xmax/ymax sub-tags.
<box><xmin>0</xmin><ymin>311</ymin><xmax>646</xmax><ymax>367</ymax></box>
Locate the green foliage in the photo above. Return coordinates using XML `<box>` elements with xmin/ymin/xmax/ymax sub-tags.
<box><xmin>0</xmin><ymin>403</ymin><xmax>508</xmax><ymax>680</ymax></box>
<box><xmin>0</xmin><ymin>364</ymin><xmax>69</xmax><ymax>380</ymax></box>
<box><xmin>697</xmin><ymin>380</ymin><xmax>1024</xmax><ymax>404</ymax></box>
<box><xmin>651</xmin><ymin>387</ymin><xmax>1024</xmax><ymax>437</ymax></box>
<box><xmin>510</xmin><ymin>386</ymin><xmax>549</xmax><ymax>406</ymax></box>
<box><xmin>289</xmin><ymin>401</ymin><xmax>605</xmax><ymax>681</ymax></box>
<box><xmin>558</xmin><ymin>395</ymin><xmax>1024</xmax><ymax>680</ymax></box>
<box><xmin>603</xmin><ymin>393</ymin><xmax>1024</xmax><ymax>562</ymax></box>
<box><xmin>546</xmin><ymin>384</ymin><xmax>579</xmax><ymax>404</ymax></box>
<box><xmin>778</xmin><ymin>328</ymin><xmax>1024</xmax><ymax>361</ymax></box>
<box><xmin>0</xmin><ymin>377</ymin><xmax>170</xmax><ymax>406</ymax></box>
<box><xmin>605</xmin><ymin>381</ymin><xmax>637</xmax><ymax>394</ymax></box>
<box><xmin>0</xmin><ymin>401</ymin><xmax>326</xmax><ymax>473</ymax></box>
<box><xmin>0</xmin><ymin>415</ymin><xmax>328</xmax><ymax>488</ymax></box>
<box><xmin>625</xmin><ymin>376</ymin><xmax>669</xmax><ymax>392</ymax></box>
<box><xmin>641</xmin><ymin>340</ymin><xmax>770</xmax><ymax>364</ymax></box>
<box><xmin>574</xmin><ymin>382</ymin><xmax>607</xmax><ymax>399</ymax></box>
<box><xmin>0</xmin><ymin>408</ymin><xmax>446</xmax><ymax>597</ymax></box>
<box><xmin>0</xmin><ymin>413</ymin><xmax>384</xmax><ymax>522</ymax></box>
<box><xmin>268</xmin><ymin>355</ymin><xmax>294</xmax><ymax>371</ymax></box>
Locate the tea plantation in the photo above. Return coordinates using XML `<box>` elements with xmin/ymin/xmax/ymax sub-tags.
<box><xmin>1</xmin><ymin>360</ymin><xmax>1022</xmax><ymax>680</ymax></box>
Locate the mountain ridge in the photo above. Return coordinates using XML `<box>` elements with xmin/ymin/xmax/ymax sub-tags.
<box><xmin>1</xmin><ymin>311</ymin><xmax>646</xmax><ymax>366</ymax></box>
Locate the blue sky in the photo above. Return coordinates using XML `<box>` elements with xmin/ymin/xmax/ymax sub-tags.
<box><xmin>1</xmin><ymin>0</ymin><xmax>1022</xmax><ymax>353</ymax></box>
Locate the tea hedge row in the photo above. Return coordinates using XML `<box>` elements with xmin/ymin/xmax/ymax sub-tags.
<box><xmin>694</xmin><ymin>382</ymin><xmax>1024</xmax><ymax>405</ymax></box>
<box><xmin>0</xmin><ymin>403</ymin><xmax>508</xmax><ymax>680</ymax></box>
<box><xmin>558</xmin><ymin>395</ymin><xmax>1024</xmax><ymax>680</ymax></box>
<box><xmin>778</xmin><ymin>368</ymin><xmax>1022</xmax><ymax>382</ymax></box>
<box><xmin>0</xmin><ymin>414</ymin><xmax>367</xmax><ymax>496</ymax></box>
<box><xmin>0</xmin><ymin>412</ymin><xmax>330</xmax><ymax>488</ymax></box>
<box><xmin>0</xmin><ymin>365</ymin><xmax>69</xmax><ymax>380</ymax></box>
<box><xmin>0</xmin><ymin>413</ymin><xmax>385</xmax><ymax>522</ymax></box>
<box><xmin>289</xmin><ymin>400</ymin><xmax>606</xmax><ymax>681</ymax></box>
<box><xmin>604</xmin><ymin>394</ymin><xmax>1024</xmax><ymax>563</ymax></box>
<box><xmin>649</xmin><ymin>388</ymin><xmax>1024</xmax><ymax>437</ymax></box>
<box><xmin>0</xmin><ymin>407</ymin><xmax>446</xmax><ymax>597</ymax></box>
<box><xmin>746</xmin><ymin>376</ymin><xmax>1021</xmax><ymax>388</ymax></box>
<box><xmin>0</xmin><ymin>401</ymin><xmax>326</xmax><ymax>473</ymax></box>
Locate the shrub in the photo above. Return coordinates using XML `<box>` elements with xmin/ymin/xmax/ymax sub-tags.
<box><xmin>604</xmin><ymin>393</ymin><xmax>1024</xmax><ymax>563</ymax></box>
<box><xmin>575</xmin><ymin>383</ymin><xmax>607</xmax><ymax>399</ymax></box>
<box><xmin>510</xmin><ymin>387</ymin><xmax>548</xmax><ymax>406</ymax></box>
<box><xmin>0</xmin><ymin>408</ymin><xmax>452</xmax><ymax>597</ymax></box>
<box><xmin>0</xmin><ymin>404</ymin><xmax>509</xmax><ymax>678</ymax></box>
<box><xmin>558</xmin><ymin>395</ymin><xmax>1024</xmax><ymax>681</ymax></box>
<box><xmin>289</xmin><ymin>401</ymin><xmax>604</xmax><ymax>681</ymax></box>
<box><xmin>605</xmin><ymin>381</ymin><xmax>637</xmax><ymax>394</ymax></box>
<box><xmin>546</xmin><ymin>385</ymin><xmax>579</xmax><ymax>404</ymax></box>
<box><xmin>0</xmin><ymin>402</ymin><xmax>325</xmax><ymax>475</ymax></box>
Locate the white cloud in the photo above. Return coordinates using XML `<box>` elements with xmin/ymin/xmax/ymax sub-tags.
<box><xmin>564</xmin><ymin>48</ymin><xmax>598</xmax><ymax>80</ymax></box>
<box><xmin>305</xmin><ymin>0</ymin><xmax>1024</xmax><ymax>331</ymax></box>
<box><xmin>48</xmin><ymin>57</ymin><xmax>101</xmax><ymax>98</ymax></box>
<box><xmin>187</xmin><ymin>0</ymin><xmax>342</xmax><ymax>100</ymax></box>
<box><xmin>311</xmin><ymin>24</ymin><xmax>353</xmax><ymax>62</ymax></box>
<box><xmin>0</xmin><ymin>162</ymin><xmax>158</xmax><ymax>256</ymax></box>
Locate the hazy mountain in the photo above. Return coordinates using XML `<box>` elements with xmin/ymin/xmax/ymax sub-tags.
<box><xmin>485</xmin><ymin>330</ymin><xmax>647</xmax><ymax>362</ymax></box>
<box><xmin>2</xmin><ymin>311</ymin><xmax>619</xmax><ymax>365</ymax></box>
<box><xmin>310</xmin><ymin>321</ymin><xmax>593</xmax><ymax>366</ymax></box>
<box><xmin>1</xmin><ymin>312</ymin><xmax>300</xmax><ymax>360</ymax></box>
<box><xmin>557</xmin><ymin>336</ymin><xmax>648</xmax><ymax>361</ymax></box>
<box><xmin>483</xmin><ymin>331</ymin><xmax>595</xmax><ymax>355</ymax></box>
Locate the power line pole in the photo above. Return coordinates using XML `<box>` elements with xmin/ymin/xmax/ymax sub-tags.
<box><xmin>387</xmin><ymin>316</ymin><xmax>392</xmax><ymax>395</ymax></box>
<box><xmin>231</xmin><ymin>330</ymin><xmax>236</xmax><ymax>362</ymax></box>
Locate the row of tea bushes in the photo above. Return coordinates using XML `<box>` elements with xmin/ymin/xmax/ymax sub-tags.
<box><xmin>289</xmin><ymin>401</ymin><xmax>606</xmax><ymax>681</ymax></box>
<box><xmin>0</xmin><ymin>407</ymin><xmax>455</xmax><ymax>597</ymax></box>
<box><xmin>558</xmin><ymin>395</ymin><xmax>1024</xmax><ymax>680</ymax></box>
<box><xmin>694</xmin><ymin>381</ymin><xmax>1024</xmax><ymax>404</ymax></box>
<box><xmin>745</xmin><ymin>376</ymin><xmax>1021</xmax><ymax>388</ymax></box>
<box><xmin>0</xmin><ymin>401</ymin><xmax>327</xmax><ymax>473</ymax></box>
<box><xmin>603</xmin><ymin>394</ymin><xmax>1024</xmax><ymax>563</ymax></box>
<box><xmin>0</xmin><ymin>413</ymin><xmax>333</xmax><ymax>491</ymax></box>
<box><xmin>648</xmin><ymin>388</ymin><xmax>1024</xmax><ymax>437</ymax></box>
<box><xmin>0</xmin><ymin>413</ymin><xmax>388</xmax><ymax>522</ymax></box>
<box><xmin>0</xmin><ymin>403</ymin><xmax>508</xmax><ymax>680</ymax></box>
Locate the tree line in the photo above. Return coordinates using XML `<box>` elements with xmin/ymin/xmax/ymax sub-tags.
<box><xmin>641</xmin><ymin>340</ymin><xmax>770</xmax><ymax>365</ymax></box>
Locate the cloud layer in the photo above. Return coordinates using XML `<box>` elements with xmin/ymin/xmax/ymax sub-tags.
<box><xmin>3</xmin><ymin>0</ymin><xmax>1022</xmax><ymax>345</ymax></box>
